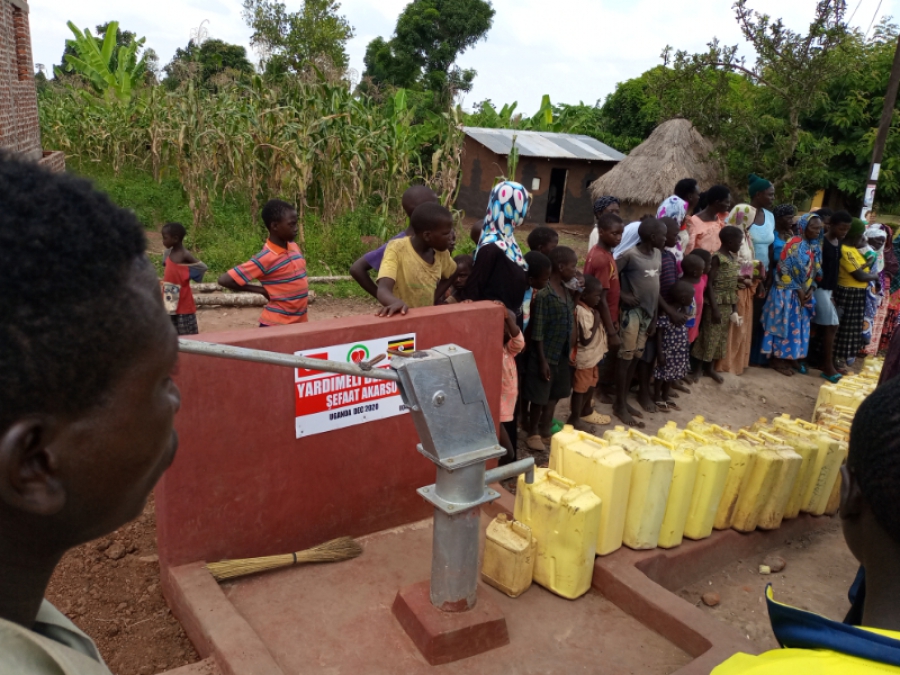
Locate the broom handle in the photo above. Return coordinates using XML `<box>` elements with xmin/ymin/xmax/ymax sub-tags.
<box><xmin>178</xmin><ymin>340</ymin><xmax>400</xmax><ymax>383</ymax></box>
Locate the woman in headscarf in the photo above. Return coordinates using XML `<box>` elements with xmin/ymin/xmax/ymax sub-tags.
<box><xmin>686</xmin><ymin>185</ymin><xmax>731</xmax><ymax>255</ymax></box>
<box><xmin>861</xmin><ymin>224</ymin><xmax>896</xmax><ymax>357</ymax></box>
<box><xmin>879</xmin><ymin>225</ymin><xmax>900</xmax><ymax>351</ymax></box>
<box><xmin>657</xmin><ymin>195</ymin><xmax>690</xmax><ymax>263</ymax></box>
<box><xmin>760</xmin><ymin>213</ymin><xmax>823</xmax><ymax>376</ymax></box>
<box><xmin>588</xmin><ymin>196</ymin><xmax>620</xmax><ymax>250</ymax></box>
<box><xmin>714</xmin><ymin>203</ymin><xmax>760</xmax><ymax>375</ymax></box>
<box><xmin>465</xmin><ymin>180</ymin><xmax>531</xmax><ymax>314</ymax></box>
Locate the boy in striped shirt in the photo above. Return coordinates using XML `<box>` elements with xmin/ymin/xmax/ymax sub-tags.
<box><xmin>219</xmin><ymin>200</ymin><xmax>309</xmax><ymax>326</ymax></box>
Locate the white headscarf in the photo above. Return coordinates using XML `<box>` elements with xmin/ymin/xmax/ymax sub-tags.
<box><xmin>613</xmin><ymin>221</ymin><xmax>642</xmax><ymax>259</ymax></box>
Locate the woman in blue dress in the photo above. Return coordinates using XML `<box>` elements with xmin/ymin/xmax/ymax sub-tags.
<box><xmin>761</xmin><ymin>213</ymin><xmax>823</xmax><ymax>376</ymax></box>
<box><xmin>746</xmin><ymin>174</ymin><xmax>776</xmax><ymax>366</ymax></box>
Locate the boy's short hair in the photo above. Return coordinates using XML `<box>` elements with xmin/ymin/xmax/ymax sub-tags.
<box><xmin>672</xmin><ymin>279</ymin><xmax>695</xmax><ymax>301</ymax></box>
<box><xmin>720</xmin><ymin>225</ymin><xmax>744</xmax><ymax>245</ymax></box>
<box><xmin>0</xmin><ymin>155</ymin><xmax>147</xmax><ymax>431</ymax></box>
<box><xmin>849</xmin><ymin>377</ymin><xmax>900</xmax><ymax>543</ymax></box>
<box><xmin>831</xmin><ymin>210</ymin><xmax>853</xmax><ymax>226</ymax></box>
<box><xmin>597</xmin><ymin>212</ymin><xmax>623</xmax><ymax>230</ymax></box>
<box><xmin>402</xmin><ymin>185</ymin><xmax>439</xmax><ymax>216</ymax></box>
<box><xmin>815</xmin><ymin>207</ymin><xmax>834</xmax><ymax>221</ymax></box>
<box><xmin>548</xmin><ymin>245</ymin><xmax>577</xmax><ymax>268</ymax></box>
<box><xmin>453</xmin><ymin>253</ymin><xmax>473</xmax><ymax>268</ymax></box>
<box><xmin>410</xmin><ymin>202</ymin><xmax>453</xmax><ymax>234</ymax></box>
<box><xmin>583</xmin><ymin>274</ymin><xmax>602</xmax><ymax>294</ymax></box>
<box><xmin>637</xmin><ymin>218</ymin><xmax>665</xmax><ymax>240</ymax></box>
<box><xmin>682</xmin><ymin>253</ymin><xmax>705</xmax><ymax>273</ymax></box>
<box><xmin>162</xmin><ymin>222</ymin><xmax>186</xmax><ymax>241</ymax></box>
<box><xmin>690</xmin><ymin>249</ymin><xmax>712</xmax><ymax>265</ymax></box>
<box><xmin>527</xmin><ymin>226</ymin><xmax>559</xmax><ymax>251</ymax></box>
<box><xmin>262</xmin><ymin>199</ymin><xmax>295</xmax><ymax>228</ymax></box>
<box><xmin>525</xmin><ymin>250</ymin><xmax>551</xmax><ymax>277</ymax></box>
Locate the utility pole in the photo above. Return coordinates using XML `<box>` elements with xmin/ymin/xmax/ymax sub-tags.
<box><xmin>861</xmin><ymin>31</ymin><xmax>900</xmax><ymax>220</ymax></box>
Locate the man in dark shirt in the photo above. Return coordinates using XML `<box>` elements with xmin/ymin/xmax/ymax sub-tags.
<box><xmin>813</xmin><ymin>210</ymin><xmax>852</xmax><ymax>381</ymax></box>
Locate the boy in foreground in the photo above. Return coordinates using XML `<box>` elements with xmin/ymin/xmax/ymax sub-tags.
<box><xmin>0</xmin><ymin>156</ymin><xmax>181</xmax><ymax>672</ymax></box>
<box><xmin>349</xmin><ymin>186</ymin><xmax>439</xmax><ymax>298</ymax></box>
<box><xmin>713</xmin><ymin>375</ymin><xmax>900</xmax><ymax>673</ymax></box>
<box><xmin>376</xmin><ymin>202</ymin><xmax>457</xmax><ymax>317</ymax></box>
<box><xmin>218</xmin><ymin>199</ymin><xmax>309</xmax><ymax>326</ymax></box>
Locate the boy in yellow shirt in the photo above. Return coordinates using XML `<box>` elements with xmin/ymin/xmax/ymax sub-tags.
<box><xmin>713</xmin><ymin>375</ymin><xmax>900</xmax><ymax>674</ymax></box>
<box><xmin>376</xmin><ymin>202</ymin><xmax>457</xmax><ymax>317</ymax></box>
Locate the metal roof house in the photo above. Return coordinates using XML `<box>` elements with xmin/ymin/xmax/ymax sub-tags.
<box><xmin>457</xmin><ymin>127</ymin><xmax>625</xmax><ymax>227</ymax></box>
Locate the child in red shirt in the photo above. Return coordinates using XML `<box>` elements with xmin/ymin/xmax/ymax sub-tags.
<box><xmin>161</xmin><ymin>222</ymin><xmax>207</xmax><ymax>335</ymax></box>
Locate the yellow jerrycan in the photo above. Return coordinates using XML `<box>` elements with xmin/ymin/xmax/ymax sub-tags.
<box><xmin>768</xmin><ymin>417</ymin><xmax>822</xmax><ymax>520</ymax></box>
<box><xmin>754</xmin><ymin>431</ymin><xmax>803</xmax><ymax>531</ymax></box>
<box><xmin>513</xmin><ymin>469</ymin><xmax>601</xmax><ymax>599</ymax></box>
<box><xmin>481</xmin><ymin>513</ymin><xmax>536</xmax><ymax>598</ymax></box>
<box><xmin>792</xmin><ymin>419</ymin><xmax>848</xmax><ymax>515</ymax></box>
<box><xmin>656</xmin><ymin>437</ymin><xmax>699</xmax><ymax>549</ymax></box>
<box><xmin>620</xmin><ymin>430</ymin><xmax>675</xmax><ymax>550</ymax></box>
<box><xmin>695</xmin><ymin>424</ymin><xmax>758</xmax><ymax>531</ymax></box>
<box><xmin>730</xmin><ymin>431</ymin><xmax>783</xmax><ymax>533</ymax></box>
<box><xmin>657</xmin><ymin>420</ymin><xmax>683</xmax><ymax>443</ymax></box>
<box><xmin>680</xmin><ymin>430</ymin><xmax>732</xmax><ymax>541</ymax></box>
<box><xmin>824</xmin><ymin>469</ymin><xmax>842</xmax><ymax>516</ymax></box>
<box><xmin>549</xmin><ymin>425</ymin><xmax>633</xmax><ymax>556</ymax></box>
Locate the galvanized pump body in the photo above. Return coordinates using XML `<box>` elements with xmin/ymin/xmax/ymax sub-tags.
<box><xmin>179</xmin><ymin>339</ymin><xmax>534</xmax><ymax>613</ymax></box>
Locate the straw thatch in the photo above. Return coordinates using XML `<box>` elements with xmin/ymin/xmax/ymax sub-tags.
<box><xmin>590</xmin><ymin>119</ymin><xmax>722</xmax><ymax>209</ymax></box>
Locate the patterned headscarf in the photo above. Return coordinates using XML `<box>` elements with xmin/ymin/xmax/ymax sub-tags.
<box><xmin>476</xmin><ymin>181</ymin><xmax>530</xmax><ymax>269</ymax></box>
<box><xmin>776</xmin><ymin>214</ymin><xmax>821</xmax><ymax>292</ymax></box>
<box><xmin>773</xmin><ymin>204</ymin><xmax>796</xmax><ymax>220</ymax></box>
<box><xmin>725</xmin><ymin>204</ymin><xmax>757</xmax><ymax>268</ymax></box>
<box><xmin>657</xmin><ymin>196</ymin><xmax>689</xmax><ymax>227</ymax></box>
<box><xmin>593</xmin><ymin>196</ymin><xmax>619</xmax><ymax>216</ymax></box>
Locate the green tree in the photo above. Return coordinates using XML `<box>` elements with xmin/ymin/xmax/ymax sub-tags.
<box><xmin>242</xmin><ymin>0</ymin><xmax>354</xmax><ymax>73</ymax></box>
<box><xmin>54</xmin><ymin>21</ymin><xmax>147</xmax><ymax>103</ymax></box>
<box><xmin>163</xmin><ymin>39</ymin><xmax>254</xmax><ymax>90</ymax></box>
<box><xmin>660</xmin><ymin>0</ymin><xmax>851</xmax><ymax>198</ymax></box>
<box><xmin>363</xmin><ymin>0</ymin><xmax>495</xmax><ymax>107</ymax></box>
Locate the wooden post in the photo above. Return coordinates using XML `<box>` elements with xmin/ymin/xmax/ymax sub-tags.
<box><xmin>861</xmin><ymin>31</ymin><xmax>900</xmax><ymax>220</ymax></box>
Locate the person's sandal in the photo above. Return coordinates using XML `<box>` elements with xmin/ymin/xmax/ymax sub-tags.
<box><xmin>581</xmin><ymin>411</ymin><xmax>611</xmax><ymax>425</ymax></box>
<box><xmin>820</xmin><ymin>372</ymin><xmax>843</xmax><ymax>384</ymax></box>
<box><xmin>526</xmin><ymin>435</ymin><xmax>546</xmax><ymax>452</ymax></box>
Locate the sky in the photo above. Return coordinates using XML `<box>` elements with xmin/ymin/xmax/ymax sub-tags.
<box><xmin>29</xmin><ymin>0</ymin><xmax>899</xmax><ymax>114</ymax></box>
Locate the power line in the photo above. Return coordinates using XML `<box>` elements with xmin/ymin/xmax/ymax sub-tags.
<box><xmin>848</xmin><ymin>0</ymin><xmax>864</xmax><ymax>24</ymax></box>
<box><xmin>866</xmin><ymin>0</ymin><xmax>884</xmax><ymax>37</ymax></box>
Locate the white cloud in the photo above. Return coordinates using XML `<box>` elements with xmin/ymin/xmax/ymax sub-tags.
<box><xmin>29</xmin><ymin>0</ymin><xmax>897</xmax><ymax>111</ymax></box>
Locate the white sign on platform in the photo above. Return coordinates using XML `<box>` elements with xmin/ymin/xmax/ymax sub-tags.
<box><xmin>293</xmin><ymin>333</ymin><xmax>416</xmax><ymax>438</ymax></box>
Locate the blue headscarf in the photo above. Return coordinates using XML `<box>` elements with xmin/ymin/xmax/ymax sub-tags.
<box><xmin>776</xmin><ymin>213</ymin><xmax>822</xmax><ymax>292</ymax></box>
<box><xmin>477</xmin><ymin>181</ymin><xmax>531</xmax><ymax>269</ymax></box>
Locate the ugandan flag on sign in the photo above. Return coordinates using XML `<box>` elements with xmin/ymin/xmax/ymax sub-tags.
<box><xmin>388</xmin><ymin>336</ymin><xmax>415</xmax><ymax>353</ymax></box>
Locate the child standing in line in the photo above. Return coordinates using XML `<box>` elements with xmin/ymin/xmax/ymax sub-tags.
<box><xmin>521</xmin><ymin>251</ymin><xmax>552</xmax><ymax>331</ymax></box>
<box><xmin>692</xmin><ymin>226</ymin><xmax>744</xmax><ymax>383</ymax></box>
<box><xmin>527</xmin><ymin>226</ymin><xmax>560</xmax><ymax>257</ymax></box>
<box><xmin>682</xmin><ymin>251</ymin><xmax>709</xmax><ymax>381</ymax></box>
<box><xmin>834</xmin><ymin>218</ymin><xmax>881</xmax><ymax>367</ymax></box>
<box><xmin>436</xmin><ymin>254</ymin><xmax>473</xmax><ymax>304</ymax></box>
<box><xmin>524</xmin><ymin>246</ymin><xmax>578</xmax><ymax>451</ymax></box>
<box><xmin>585</xmin><ymin>212</ymin><xmax>624</xmax><ymax>404</ymax></box>
<box><xmin>376</xmin><ymin>202</ymin><xmax>457</xmax><ymax>316</ymax></box>
<box><xmin>614</xmin><ymin>219</ymin><xmax>666</xmax><ymax>428</ymax></box>
<box><xmin>499</xmin><ymin>305</ymin><xmax>526</xmax><ymax>466</ymax></box>
<box><xmin>567</xmin><ymin>275</ymin><xmax>611</xmax><ymax>429</ymax></box>
<box><xmin>519</xmin><ymin>228</ymin><xmax>559</xmax><ymax>332</ymax></box>
<box><xmin>349</xmin><ymin>185</ymin><xmax>439</xmax><ymax>298</ymax></box>
<box><xmin>654</xmin><ymin>280</ymin><xmax>697</xmax><ymax>410</ymax></box>
<box><xmin>161</xmin><ymin>222</ymin><xmax>207</xmax><ymax>335</ymax></box>
<box><xmin>219</xmin><ymin>199</ymin><xmax>309</xmax><ymax>327</ymax></box>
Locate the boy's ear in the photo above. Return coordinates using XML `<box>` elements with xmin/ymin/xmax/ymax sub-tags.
<box><xmin>840</xmin><ymin>465</ymin><xmax>863</xmax><ymax>520</ymax></box>
<box><xmin>0</xmin><ymin>418</ymin><xmax>66</xmax><ymax>516</ymax></box>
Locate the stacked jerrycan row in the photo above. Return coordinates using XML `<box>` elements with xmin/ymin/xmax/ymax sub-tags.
<box><xmin>814</xmin><ymin>358</ymin><xmax>881</xmax><ymax>418</ymax></box>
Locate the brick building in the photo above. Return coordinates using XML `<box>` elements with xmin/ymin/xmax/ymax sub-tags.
<box><xmin>1</xmin><ymin>0</ymin><xmax>64</xmax><ymax>171</ymax></box>
<box><xmin>456</xmin><ymin>127</ymin><xmax>624</xmax><ymax>228</ymax></box>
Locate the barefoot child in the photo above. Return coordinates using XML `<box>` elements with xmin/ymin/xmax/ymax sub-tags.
<box><xmin>161</xmin><ymin>222</ymin><xmax>207</xmax><ymax>335</ymax></box>
<box><xmin>692</xmin><ymin>226</ymin><xmax>743</xmax><ymax>383</ymax></box>
<box><xmin>682</xmin><ymin>251</ymin><xmax>709</xmax><ymax>381</ymax></box>
<box><xmin>567</xmin><ymin>275</ymin><xmax>610</xmax><ymax>429</ymax></box>
<box><xmin>376</xmin><ymin>202</ymin><xmax>457</xmax><ymax>317</ymax></box>
<box><xmin>585</xmin><ymin>212</ymin><xmax>624</xmax><ymax>403</ymax></box>
<box><xmin>654</xmin><ymin>280</ymin><xmax>696</xmax><ymax>410</ymax></box>
<box><xmin>524</xmin><ymin>246</ymin><xmax>577</xmax><ymax>451</ymax></box>
<box><xmin>499</xmin><ymin>305</ymin><xmax>526</xmax><ymax>466</ymax></box>
<box><xmin>349</xmin><ymin>186</ymin><xmax>439</xmax><ymax>298</ymax></box>
<box><xmin>614</xmin><ymin>219</ymin><xmax>666</xmax><ymax>428</ymax></box>
<box><xmin>219</xmin><ymin>199</ymin><xmax>309</xmax><ymax>326</ymax></box>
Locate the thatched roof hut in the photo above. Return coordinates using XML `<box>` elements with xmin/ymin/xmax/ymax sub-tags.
<box><xmin>590</xmin><ymin>119</ymin><xmax>722</xmax><ymax>221</ymax></box>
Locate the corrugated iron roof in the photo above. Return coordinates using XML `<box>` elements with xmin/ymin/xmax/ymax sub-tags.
<box><xmin>463</xmin><ymin>127</ymin><xmax>625</xmax><ymax>162</ymax></box>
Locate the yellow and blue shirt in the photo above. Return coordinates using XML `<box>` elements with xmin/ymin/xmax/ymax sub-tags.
<box><xmin>713</xmin><ymin>581</ymin><xmax>900</xmax><ymax>674</ymax></box>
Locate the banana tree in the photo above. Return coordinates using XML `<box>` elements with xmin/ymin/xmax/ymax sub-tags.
<box><xmin>55</xmin><ymin>21</ymin><xmax>147</xmax><ymax>104</ymax></box>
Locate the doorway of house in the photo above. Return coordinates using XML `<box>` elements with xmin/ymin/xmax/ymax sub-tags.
<box><xmin>545</xmin><ymin>168</ymin><xmax>568</xmax><ymax>223</ymax></box>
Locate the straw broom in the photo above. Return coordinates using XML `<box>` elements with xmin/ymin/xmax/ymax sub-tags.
<box><xmin>206</xmin><ymin>537</ymin><xmax>363</xmax><ymax>582</ymax></box>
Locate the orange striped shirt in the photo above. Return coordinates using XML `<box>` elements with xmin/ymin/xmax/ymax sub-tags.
<box><xmin>227</xmin><ymin>240</ymin><xmax>309</xmax><ymax>325</ymax></box>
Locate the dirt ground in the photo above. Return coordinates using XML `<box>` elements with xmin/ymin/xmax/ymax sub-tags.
<box><xmin>679</xmin><ymin>522</ymin><xmax>859</xmax><ymax>651</ymax></box>
<box><xmin>49</xmin><ymin>248</ymin><xmax>846</xmax><ymax>674</ymax></box>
